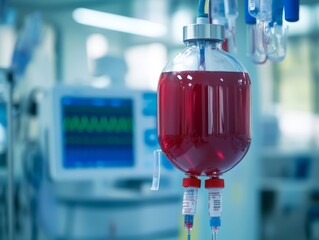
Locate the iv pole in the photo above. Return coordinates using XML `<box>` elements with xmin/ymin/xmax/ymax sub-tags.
<box><xmin>6</xmin><ymin>70</ymin><xmax>14</xmax><ymax>240</ymax></box>
<box><xmin>0</xmin><ymin>67</ymin><xmax>14</xmax><ymax>240</ymax></box>
<box><xmin>1</xmin><ymin>12</ymin><xmax>42</xmax><ymax>240</ymax></box>
<box><xmin>3</xmin><ymin>68</ymin><xmax>15</xmax><ymax>240</ymax></box>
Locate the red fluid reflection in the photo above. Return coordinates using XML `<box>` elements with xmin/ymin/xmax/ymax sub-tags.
<box><xmin>158</xmin><ymin>71</ymin><xmax>251</xmax><ymax>176</ymax></box>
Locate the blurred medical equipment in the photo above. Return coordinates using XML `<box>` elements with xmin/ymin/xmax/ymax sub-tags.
<box><xmin>93</xmin><ymin>55</ymin><xmax>128</xmax><ymax>88</ymax></box>
<box><xmin>29</xmin><ymin>85</ymin><xmax>180</xmax><ymax>240</ymax></box>
<box><xmin>245</xmin><ymin>0</ymin><xmax>299</xmax><ymax>63</ymax></box>
<box><xmin>209</xmin><ymin>0</ymin><xmax>300</xmax><ymax>63</ymax></box>
<box><xmin>307</xmin><ymin>191</ymin><xmax>319</xmax><ymax>240</ymax></box>
<box><xmin>11</xmin><ymin>13</ymin><xmax>42</xmax><ymax>77</ymax></box>
<box><xmin>0</xmin><ymin>9</ymin><xmax>42</xmax><ymax>240</ymax></box>
<box><xmin>152</xmin><ymin>1</ymin><xmax>251</xmax><ymax>239</ymax></box>
<box><xmin>41</xmin><ymin>86</ymin><xmax>171</xmax><ymax>180</ymax></box>
<box><xmin>0</xmin><ymin>87</ymin><xmax>6</xmax><ymax>238</ymax></box>
<box><xmin>0</xmin><ymin>99</ymin><xmax>6</xmax><ymax>165</ymax></box>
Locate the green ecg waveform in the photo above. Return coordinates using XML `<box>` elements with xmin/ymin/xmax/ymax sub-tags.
<box><xmin>64</xmin><ymin>115</ymin><xmax>132</xmax><ymax>133</ymax></box>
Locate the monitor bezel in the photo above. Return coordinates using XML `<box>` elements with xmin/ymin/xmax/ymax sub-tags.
<box><xmin>47</xmin><ymin>86</ymin><xmax>155</xmax><ymax>181</ymax></box>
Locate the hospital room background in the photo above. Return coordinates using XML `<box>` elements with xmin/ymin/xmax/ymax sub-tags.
<box><xmin>0</xmin><ymin>0</ymin><xmax>319</xmax><ymax>239</ymax></box>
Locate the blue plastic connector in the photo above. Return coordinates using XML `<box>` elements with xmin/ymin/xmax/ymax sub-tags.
<box><xmin>184</xmin><ymin>214</ymin><xmax>194</xmax><ymax>229</ymax></box>
<box><xmin>198</xmin><ymin>0</ymin><xmax>209</xmax><ymax>18</ymax></box>
<box><xmin>245</xmin><ymin>0</ymin><xmax>256</xmax><ymax>24</ymax></box>
<box><xmin>284</xmin><ymin>0</ymin><xmax>299</xmax><ymax>22</ymax></box>
<box><xmin>210</xmin><ymin>217</ymin><xmax>221</xmax><ymax>228</ymax></box>
<box><xmin>271</xmin><ymin>0</ymin><xmax>284</xmax><ymax>26</ymax></box>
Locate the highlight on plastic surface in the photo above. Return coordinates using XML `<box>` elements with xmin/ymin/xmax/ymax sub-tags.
<box><xmin>246</xmin><ymin>23</ymin><xmax>267</xmax><ymax>64</ymax></box>
<box><xmin>150</xmin><ymin>149</ymin><xmax>161</xmax><ymax>191</ymax></box>
<box><xmin>267</xmin><ymin>24</ymin><xmax>288</xmax><ymax>62</ymax></box>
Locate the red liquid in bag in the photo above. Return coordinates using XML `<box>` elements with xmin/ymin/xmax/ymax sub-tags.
<box><xmin>158</xmin><ymin>71</ymin><xmax>251</xmax><ymax>176</ymax></box>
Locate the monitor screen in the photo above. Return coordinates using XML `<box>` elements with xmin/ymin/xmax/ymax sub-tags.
<box><xmin>61</xmin><ymin>96</ymin><xmax>134</xmax><ymax>169</ymax></box>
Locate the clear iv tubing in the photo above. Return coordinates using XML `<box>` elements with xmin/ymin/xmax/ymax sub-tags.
<box><xmin>267</xmin><ymin>0</ymin><xmax>288</xmax><ymax>62</ymax></box>
<box><xmin>211</xmin><ymin>0</ymin><xmax>227</xmax><ymax>26</ymax></box>
<box><xmin>223</xmin><ymin>0</ymin><xmax>238</xmax><ymax>50</ymax></box>
<box><xmin>246</xmin><ymin>24</ymin><xmax>267</xmax><ymax>64</ymax></box>
<box><xmin>199</xmin><ymin>41</ymin><xmax>206</xmax><ymax>70</ymax></box>
<box><xmin>248</xmin><ymin>0</ymin><xmax>260</xmax><ymax>18</ymax></box>
<box><xmin>198</xmin><ymin>0</ymin><xmax>209</xmax><ymax>18</ymax></box>
<box><xmin>212</xmin><ymin>227</ymin><xmax>218</xmax><ymax>240</ymax></box>
<box><xmin>210</xmin><ymin>0</ymin><xmax>230</xmax><ymax>52</ymax></box>
<box><xmin>258</xmin><ymin>0</ymin><xmax>272</xmax><ymax>54</ymax></box>
<box><xmin>259</xmin><ymin>0</ymin><xmax>272</xmax><ymax>22</ymax></box>
<box><xmin>197</xmin><ymin>0</ymin><xmax>210</xmax><ymax>70</ymax></box>
<box><xmin>248</xmin><ymin>0</ymin><xmax>272</xmax><ymax>55</ymax></box>
<box><xmin>245</xmin><ymin>0</ymin><xmax>267</xmax><ymax>63</ymax></box>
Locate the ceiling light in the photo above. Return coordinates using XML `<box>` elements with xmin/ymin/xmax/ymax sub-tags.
<box><xmin>73</xmin><ymin>8</ymin><xmax>167</xmax><ymax>38</ymax></box>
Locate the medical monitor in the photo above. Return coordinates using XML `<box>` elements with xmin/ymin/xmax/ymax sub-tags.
<box><xmin>41</xmin><ymin>86</ymin><xmax>172</xmax><ymax>181</ymax></box>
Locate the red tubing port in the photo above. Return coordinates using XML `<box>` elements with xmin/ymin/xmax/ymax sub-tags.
<box><xmin>182</xmin><ymin>177</ymin><xmax>201</xmax><ymax>188</ymax></box>
<box><xmin>205</xmin><ymin>178</ymin><xmax>225</xmax><ymax>189</ymax></box>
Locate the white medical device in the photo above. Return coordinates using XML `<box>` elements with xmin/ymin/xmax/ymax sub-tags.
<box><xmin>37</xmin><ymin>85</ymin><xmax>180</xmax><ymax>240</ymax></box>
<box><xmin>40</xmin><ymin>85</ymin><xmax>174</xmax><ymax>181</ymax></box>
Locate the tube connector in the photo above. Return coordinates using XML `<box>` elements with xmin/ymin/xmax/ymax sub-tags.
<box><xmin>184</xmin><ymin>214</ymin><xmax>194</xmax><ymax>230</ymax></box>
<box><xmin>182</xmin><ymin>177</ymin><xmax>201</xmax><ymax>233</ymax></box>
<box><xmin>183</xmin><ymin>23</ymin><xmax>225</xmax><ymax>42</ymax></box>
<box><xmin>210</xmin><ymin>216</ymin><xmax>221</xmax><ymax>228</ymax></box>
<box><xmin>197</xmin><ymin>17</ymin><xmax>210</xmax><ymax>24</ymax></box>
<box><xmin>206</xmin><ymin>178</ymin><xmax>224</xmax><ymax>237</ymax></box>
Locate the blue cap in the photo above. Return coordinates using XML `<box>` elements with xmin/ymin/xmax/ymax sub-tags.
<box><xmin>184</xmin><ymin>215</ymin><xmax>194</xmax><ymax>224</ymax></box>
<box><xmin>284</xmin><ymin>0</ymin><xmax>299</xmax><ymax>22</ymax></box>
<box><xmin>210</xmin><ymin>217</ymin><xmax>221</xmax><ymax>227</ymax></box>
<box><xmin>272</xmin><ymin>0</ymin><xmax>284</xmax><ymax>26</ymax></box>
<box><xmin>245</xmin><ymin>0</ymin><xmax>256</xmax><ymax>24</ymax></box>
